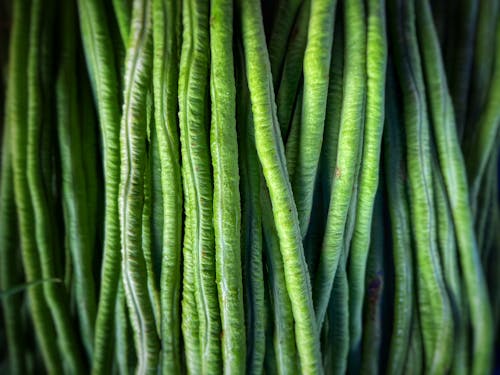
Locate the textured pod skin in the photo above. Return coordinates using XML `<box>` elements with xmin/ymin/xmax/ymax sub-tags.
<box><xmin>347</xmin><ymin>0</ymin><xmax>387</xmax><ymax>367</ymax></box>
<box><xmin>313</xmin><ymin>0</ymin><xmax>367</xmax><ymax>328</ymax></box>
<box><xmin>179</xmin><ymin>0</ymin><xmax>222</xmax><ymax>373</ymax></box>
<box><xmin>210</xmin><ymin>0</ymin><xmax>246</xmax><ymax>373</ymax></box>
<box><xmin>152</xmin><ymin>0</ymin><xmax>183</xmax><ymax>373</ymax></box>
<box><xmin>118</xmin><ymin>0</ymin><xmax>160</xmax><ymax>373</ymax></box>
<box><xmin>293</xmin><ymin>0</ymin><xmax>337</xmax><ymax>237</ymax></box>
<box><xmin>237</xmin><ymin>0</ymin><xmax>322</xmax><ymax>373</ymax></box>
<box><xmin>77</xmin><ymin>0</ymin><xmax>123</xmax><ymax>371</ymax></box>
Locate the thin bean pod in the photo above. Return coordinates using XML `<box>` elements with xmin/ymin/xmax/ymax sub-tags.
<box><xmin>417</xmin><ymin>1</ymin><xmax>493</xmax><ymax>372</ymax></box>
<box><xmin>238</xmin><ymin>0</ymin><xmax>322</xmax><ymax>372</ymax></box>
<box><xmin>313</xmin><ymin>0</ymin><xmax>367</xmax><ymax>328</ymax></box>
<box><xmin>152</xmin><ymin>0</ymin><xmax>183</xmax><ymax>372</ymax></box>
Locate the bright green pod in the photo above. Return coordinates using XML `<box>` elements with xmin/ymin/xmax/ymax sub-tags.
<box><xmin>77</xmin><ymin>0</ymin><xmax>123</xmax><ymax>371</ymax></box>
<box><xmin>313</xmin><ymin>0</ymin><xmax>367</xmax><ymax>328</ymax></box>
<box><xmin>210</xmin><ymin>0</ymin><xmax>246</xmax><ymax>372</ymax></box>
<box><xmin>118</xmin><ymin>0</ymin><xmax>160</xmax><ymax>372</ymax></box>
<box><xmin>347</xmin><ymin>0</ymin><xmax>387</xmax><ymax>364</ymax></box>
<box><xmin>237</xmin><ymin>0</ymin><xmax>322</xmax><ymax>372</ymax></box>
<box><xmin>178</xmin><ymin>0</ymin><xmax>222</xmax><ymax>372</ymax></box>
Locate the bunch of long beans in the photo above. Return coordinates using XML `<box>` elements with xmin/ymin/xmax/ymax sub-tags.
<box><xmin>0</xmin><ymin>0</ymin><xmax>499</xmax><ymax>374</ymax></box>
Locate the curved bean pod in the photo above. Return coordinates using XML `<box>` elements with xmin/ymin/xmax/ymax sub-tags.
<box><xmin>77</xmin><ymin>0</ymin><xmax>123</xmax><ymax>371</ymax></box>
<box><xmin>152</xmin><ymin>0</ymin><xmax>183</xmax><ymax>372</ymax></box>
<box><xmin>416</xmin><ymin>1</ymin><xmax>493</xmax><ymax>372</ymax></box>
<box><xmin>313</xmin><ymin>0</ymin><xmax>367</xmax><ymax>328</ymax></box>
<box><xmin>237</xmin><ymin>0</ymin><xmax>322</xmax><ymax>372</ymax></box>
<box><xmin>388</xmin><ymin>0</ymin><xmax>454</xmax><ymax>372</ymax></box>
<box><xmin>179</xmin><ymin>0</ymin><xmax>222</xmax><ymax>372</ymax></box>
<box><xmin>210</xmin><ymin>0</ymin><xmax>246</xmax><ymax>372</ymax></box>
<box><xmin>348</xmin><ymin>0</ymin><xmax>387</xmax><ymax>363</ymax></box>
<box><xmin>118</xmin><ymin>0</ymin><xmax>160</xmax><ymax>372</ymax></box>
<box><xmin>293</xmin><ymin>0</ymin><xmax>338</xmax><ymax>237</ymax></box>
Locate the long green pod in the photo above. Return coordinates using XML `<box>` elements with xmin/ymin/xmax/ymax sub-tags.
<box><xmin>112</xmin><ymin>0</ymin><xmax>132</xmax><ymax>46</ymax></box>
<box><xmin>384</xmin><ymin>66</ymin><xmax>413</xmax><ymax>375</ymax></box>
<box><xmin>267</xmin><ymin>0</ymin><xmax>303</xmax><ymax>87</ymax></box>
<box><xmin>404</xmin><ymin>306</ymin><xmax>424</xmax><ymax>375</ymax></box>
<box><xmin>235</xmin><ymin>44</ymin><xmax>266</xmax><ymax>375</ymax></box>
<box><xmin>360</xmin><ymin>190</ymin><xmax>385</xmax><ymax>375</ymax></box>
<box><xmin>179</xmin><ymin>0</ymin><xmax>221</xmax><ymax>372</ymax></box>
<box><xmin>7</xmin><ymin>2</ymin><xmax>62</xmax><ymax>372</ymax></box>
<box><xmin>324</xmin><ymin>253</ymin><xmax>349</xmax><ymax>375</ymax></box>
<box><xmin>210</xmin><ymin>0</ymin><xmax>246</xmax><ymax>372</ymax></box>
<box><xmin>416</xmin><ymin>1</ymin><xmax>493</xmax><ymax>372</ymax></box>
<box><xmin>0</xmin><ymin>126</ymin><xmax>25</xmax><ymax>375</ymax></box>
<box><xmin>432</xmin><ymin>160</ymin><xmax>468</xmax><ymax>375</ymax></box>
<box><xmin>389</xmin><ymin>0</ymin><xmax>454</xmax><ymax>372</ymax></box>
<box><xmin>261</xmin><ymin>187</ymin><xmax>298</xmax><ymax>375</ymax></box>
<box><xmin>284</xmin><ymin>88</ymin><xmax>303</xmax><ymax>183</ymax></box>
<box><xmin>77</xmin><ymin>0</ymin><xmax>123</xmax><ymax>371</ymax></box>
<box><xmin>114</xmin><ymin>280</ymin><xmax>135</xmax><ymax>374</ymax></box>
<box><xmin>347</xmin><ymin>0</ymin><xmax>387</xmax><ymax>363</ymax></box>
<box><xmin>152</xmin><ymin>0</ymin><xmax>183</xmax><ymax>372</ymax></box>
<box><xmin>293</xmin><ymin>0</ymin><xmax>337</xmax><ymax>237</ymax></box>
<box><xmin>465</xmin><ymin>16</ymin><xmax>500</xmax><ymax>211</ymax></box>
<box><xmin>275</xmin><ymin>0</ymin><xmax>309</xmax><ymax>138</ymax></box>
<box><xmin>119</xmin><ymin>0</ymin><xmax>160</xmax><ymax>372</ymax></box>
<box><xmin>313</xmin><ymin>0</ymin><xmax>367</xmax><ymax>328</ymax></box>
<box><xmin>56</xmin><ymin>0</ymin><xmax>97</xmax><ymax>358</ymax></box>
<box><xmin>466</xmin><ymin>0</ymin><xmax>499</xmax><ymax>131</ymax></box>
<box><xmin>238</xmin><ymin>0</ymin><xmax>322</xmax><ymax>372</ymax></box>
<box><xmin>27</xmin><ymin>0</ymin><xmax>85</xmax><ymax>372</ymax></box>
<box><xmin>446</xmin><ymin>0</ymin><xmax>478</xmax><ymax>139</ymax></box>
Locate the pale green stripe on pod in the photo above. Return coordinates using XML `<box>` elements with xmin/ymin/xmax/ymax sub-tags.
<box><xmin>77</xmin><ymin>0</ymin><xmax>123</xmax><ymax>371</ymax></box>
<box><xmin>293</xmin><ymin>0</ymin><xmax>337</xmax><ymax>237</ymax></box>
<box><xmin>313</xmin><ymin>0</ymin><xmax>367</xmax><ymax>328</ymax></box>
<box><xmin>416</xmin><ymin>1</ymin><xmax>493</xmax><ymax>373</ymax></box>
<box><xmin>210</xmin><ymin>0</ymin><xmax>246</xmax><ymax>372</ymax></box>
<box><xmin>179</xmin><ymin>0</ymin><xmax>221</xmax><ymax>372</ymax></box>
<box><xmin>237</xmin><ymin>0</ymin><xmax>322</xmax><ymax>372</ymax></box>
<box><xmin>152</xmin><ymin>0</ymin><xmax>183</xmax><ymax>372</ymax></box>
<box><xmin>347</xmin><ymin>0</ymin><xmax>387</xmax><ymax>364</ymax></box>
<box><xmin>118</xmin><ymin>0</ymin><xmax>160</xmax><ymax>372</ymax></box>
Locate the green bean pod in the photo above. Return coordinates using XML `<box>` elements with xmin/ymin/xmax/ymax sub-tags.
<box><xmin>179</xmin><ymin>0</ymin><xmax>222</xmax><ymax>372</ymax></box>
<box><xmin>0</xmin><ymin>125</ymin><xmax>26</xmax><ymax>375</ymax></box>
<box><xmin>27</xmin><ymin>0</ymin><xmax>85</xmax><ymax>372</ymax></box>
<box><xmin>118</xmin><ymin>0</ymin><xmax>160</xmax><ymax>372</ymax></box>
<box><xmin>432</xmin><ymin>160</ymin><xmax>468</xmax><ymax>375</ymax></box>
<box><xmin>384</xmin><ymin>66</ymin><xmax>413</xmax><ymax>375</ymax></box>
<box><xmin>360</xmin><ymin>190</ymin><xmax>385</xmax><ymax>375</ymax></box>
<box><xmin>238</xmin><ymin>0</ymin><xmax>322</xmax><ymax>372</ymax></box>
<box><xmin>112</xmin><ymin>0</ymin><xmax>132</xmax><ymax>46</ymax></box>
<box><xmin>210</xmin><ymin>0</ymin><xmax>246</xmax><ymax>372</ymax></box>
<box><xmin>293</xmin><ymin>0</ymin><xmax>337</xmax><ymax>237</ymax></box>
<box><xmin>275</xmin><ymin>0</ymin><xmax>310</xmax><ymax>138</ymax></box>
<box><xmin>347</xmin><ymin>0</ymin><xmax>387</xmax><ymax>363</ymax></box>
<box><xmin>416</xmin><ymin>1</ymin><xmax>493</xmax><ymax>372</ymax></box>
<box><xmin>267</xmin><ymin>0</ymin><xmax>303</xmax><ymax>87</ymax></box>
<box><xmin>285</xmin><ymin>88</ymin><xmax>303</xmax><ymax>183</ymax></box>
<box><xmin>152</xmin><ymin>0</ymin><xmax>183</xmax><ymax>372</ymax></box>
<box><xmin>114</xmin><ymin>280</ymin><xmax>135</xmax><ymax>374</ymax></box>
<box><xmin>77</xmin><ymin>0</ymin><xmax>123</xmax><ymax>371</ymax></box>
<box><xmin>56</xmin><ymin>0</ymin><xmax>97</xmax><ymax>358</ymax></box>
<box><xmin>7</xmin><ymin>2</ymin><xmax>62</xmax><ymax>372</ymax></box>
<box><xmin>313</xmin><ymin>0</ymin><xmax>367</xmax><ymax>328</ymax></box>
<box><xmin>389</xmin><ymin>0</ymin><xmax>454</xmax><ymax>372</ymax></box>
